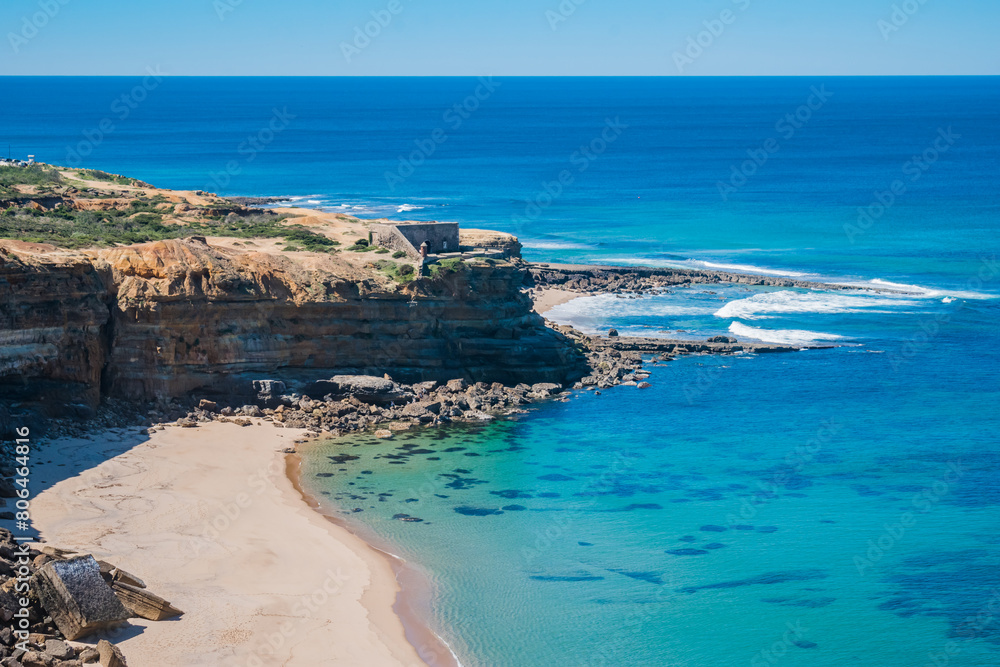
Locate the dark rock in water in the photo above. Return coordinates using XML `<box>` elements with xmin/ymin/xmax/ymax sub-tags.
<box><xmin>732</xmin><ymin>524</ymin><xmax>755</xmax><ymax>530</ymax></box>
<box><xmin>538</xmin><ymin>474</ymin><xmax>576</xmax><ymax>482</ymax></box>
<box><xmin>612</xmin><ymin>570</ymin><xmax>664</xmax><ymax>585</ymax></box>
<box><xmin>666</xmin><ymin>548</ymin><xmax>709</xmax><ymax>556</ymax></box>
<box><xmin>315</xmin><ymin>473</ymin><xmax>334</xmax><ymax>478</ymax></box>
<box><xmin>444</xmin><ymin>447</ymin><xmax>466</xmax><ymax>452</ymax></box>
<box><xmin>700</xmin><ymin>525</ymin><xmax>727</xmax><ymax>532</ymax></box>
<box><xmin>678</xmin><ymin>569</ymin><xmax>828</xmax><ymax>594</ymax></box>
<box><xmin>704</xmin><ymin>543</ymin><xmax>727</xmax><ymax>550</ymax></box>
<box><xmin>679</xmin><ymin>536</ymin><xmax>697</xmax><ymax>543</ymax></box>
<box><xmin>757</xmin><ymin>526</ymin><xmax>779</xmax><ymax>533</ymax></box>
<box><xmin>530</xmin><ymin>574</ymin><xmax>604</xmax><ymax>582</ymax></box>
<box><xmin>454</xmin><ymin>506</ymin><xmax>501</xmax><ymax>516</ymax></box>
<box><xmin>578</xmin><ymin>542</ymin><xmax>594</xmax><ymax>546</ymax></box>
<box><xmin>819</xmin><ymin>519</ymin><xmax>836</xmax><ymax>524</ymax></box>
<box><xmin>608</xmin><ymin>329</ymin><xmax>619</xmax><ymax>337</ymax></box>
<box><xmin>707</xmin><ymin>335</ymin><xmax>738</xmax><ymax>343</ymax></box>
<box><xmin>501</xmin><ymin>504</ymin><xmax>527</xmax><ymax>511</ymax></box>
<box><xmin>404</xmin><ymin>498</ymin><xmax>419</xmax><ymax>503</ymax></box>
<box><xmin>491</xmin><ymin>489</ymin><xmax>532</xmax><ymax>499</ymax></box>
<box><xmin>794</xmin><ymin>641</ymin><xmax>818</xmax><ymax>649</ymax></box>
<box><xmin>607</xmin><ymin>503</ymin><xmax>662</xmax><ymax>511</ymax></box>
<box><xmin>537</xmin><ymin>492</ymin><xmax>561</xmax><ymax>498</ymax></box>
<box><xmin>785</xmin><ymin>492</ymin><xmax>808</xmax><ymax>498</ymax></box>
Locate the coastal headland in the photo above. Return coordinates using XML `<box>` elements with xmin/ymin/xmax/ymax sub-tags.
<box><xmin>0</xmin><ymin>164</ymin><xmax>843</xmax><ymax>665</ymax></box>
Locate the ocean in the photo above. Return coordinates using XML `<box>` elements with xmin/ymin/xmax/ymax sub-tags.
<box><xmin>4</xmin><ymin>76</ymin><xmax>999</xmax><ymax>666</ymax></box>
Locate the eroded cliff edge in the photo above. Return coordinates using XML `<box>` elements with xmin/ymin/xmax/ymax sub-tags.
<box><xmin>0</xmin><ymin>238</ymin><xmax>587</xmax><ymax>420</ymax></box>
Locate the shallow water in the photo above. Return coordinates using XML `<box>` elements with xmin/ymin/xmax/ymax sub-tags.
<box><xmin>300</xmin><ymin>288</ymin><xmax>1000</xmax><ymax>665</ymax></box>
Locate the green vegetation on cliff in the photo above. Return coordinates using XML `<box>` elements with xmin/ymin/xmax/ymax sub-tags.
<box><xmin>0</xmin><ymin>205</ymin><xmax>339</xmax><ymax>251</ymax></box>
<box><xmin>75</xmin><ymin>169</ymin><xmax>151</xmax><ymax>187</ymax></box>
<box><xmin>373</xmin><ymin>259</ymin><xmax>416</xmax><ymax>283</ymax></box>
<box><xmin>0</xmin><ymin>164</ymin><xmax>64</xmax><ymax>197</ymax></box>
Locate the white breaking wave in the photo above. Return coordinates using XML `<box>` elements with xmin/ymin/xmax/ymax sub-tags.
<box><xmin>546</xmin><ymin>293</ymin><xmax>717</xmax><ymax>322</ymax></box>
<box><xmin>596</xmin><ymin>257</ymin><xmax>810</xmax><ymax>278</ymax></box>
<box><xmin>714</xmin><ymin>290</ymin><xmax>922</xmax><ymax>320</ymax></box>
<box><xmin>832</xmin><ymin>278</ymin><xmax>996</xmax><ymax>300</ymax></box>
<box><xmin>396</xmin><ymin>204</ymin><xmax>424</xmax><ymax>213</ymax></box>
<box><xmin>696</xmin><ymin>260</ymin><xmax>808</xmax><ymax>278</ymax></box>
<box><xmin>728</xmin><ymin>322</ymin><xmax>846</xmax><ymax>346</ymax></box>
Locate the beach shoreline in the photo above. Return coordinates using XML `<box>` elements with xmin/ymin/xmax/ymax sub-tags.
<box><xmin>285</xmin><ymin>452</ymin><xmax>463</xmax><ymax>667</ymax></box>
<box><xmin>531</xmin><ymin>287</ymin><xmax>586</xmax><ymax>314</ymax></box>
<box><xmin>26</xmin><ymin>421</ymin><xmax>434</xmax><ymax>667</ymax></box>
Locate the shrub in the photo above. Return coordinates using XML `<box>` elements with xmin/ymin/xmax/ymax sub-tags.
<box><xmin>398</xmin><ymin>264</ymin><xmax>414</xmax><ymax>277</ymax></box>
<box><xmin>392</xmin><ymin>250</ymin><xmax>406</xmax><ymax>259</ymax></box>
<box><xmin>78</xmin><ymin>169</ymin><xmax>150</xmax><ymax>187</ymax></box>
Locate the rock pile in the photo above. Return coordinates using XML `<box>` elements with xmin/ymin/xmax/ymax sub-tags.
<box><xmin>529</xmin><ymin>263</ymin><xmax>862</xmax><ymax>293</ymax></box>
<box><xmin>0</xmin><ymin>529</ymin><xmax>182</xmax><ymax>667</ymax></box>
<box><xmin>175</xmin><ymin>375</ymin><xmax>573</xmax><ymax>437</ymax></box>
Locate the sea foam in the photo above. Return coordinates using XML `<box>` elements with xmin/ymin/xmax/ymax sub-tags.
<box><xmin>714</xmin><ymin>290</ymin><xmax>921</xmax><ymax>320</ymax></box>
<box><xmin>728</xmin><ymin>322</ymin><xmax>846</xmax><ymax>346</ymax></box>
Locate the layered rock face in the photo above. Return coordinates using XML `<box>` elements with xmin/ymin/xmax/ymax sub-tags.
<box><xmin>0</xmin><ymin>243</ymin><xmax>110</xmax><ymax>416</ymax></box>
<box><xmin>0</xmin><ymin>239</ymin><xmax>585</xmax><ymax>412</ymax></box>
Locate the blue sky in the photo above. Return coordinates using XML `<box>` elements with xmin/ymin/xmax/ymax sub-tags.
<box><xmin>1</xmin><ymin>0</ymin><xmax>996</xmax><ymax>76</ymax></box>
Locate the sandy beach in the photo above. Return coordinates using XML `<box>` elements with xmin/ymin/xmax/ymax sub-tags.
<box><xmin>27</xmin><ymin>421</ymin><xmax>433</xmax><ymax>667</ymax></box>
<box><xmin>531</xmin><ymin>287</ymin><xmax>584</xmax><ymax>314</ymax></box>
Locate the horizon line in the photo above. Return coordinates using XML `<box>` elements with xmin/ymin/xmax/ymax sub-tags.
<box><xmin>1</xmin><ymin>73</ymin><xmax>997</xmax><ymax>78</ymax></box>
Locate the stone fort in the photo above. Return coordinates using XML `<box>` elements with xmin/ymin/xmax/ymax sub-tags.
<box><xmin>369</xmin><ymin>222</ymin><xmax>460</xmax><ymax>259</ymax></box>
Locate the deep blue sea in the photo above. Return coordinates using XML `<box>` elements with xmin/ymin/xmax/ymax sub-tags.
<box><xmin>4</xmin><ymin>77</ymin><xmax>998</xmax><ymax>666</ymax></box>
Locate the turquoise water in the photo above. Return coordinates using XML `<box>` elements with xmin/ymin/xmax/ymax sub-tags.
<box><xmin>301</xmin><ymin>289</ymin><xmax>1000</xmax><ymax>665</ymax></box>
<box><xmin>3</xmin><ymin>76</ymin><xmax>998</xmax><ymax>665</ymax></box>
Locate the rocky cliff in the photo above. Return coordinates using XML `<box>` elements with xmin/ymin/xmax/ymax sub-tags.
<box><xmin>0</xmin><ymin>238</ymin><xmax>586</xmax><ymax>418</ymax></box>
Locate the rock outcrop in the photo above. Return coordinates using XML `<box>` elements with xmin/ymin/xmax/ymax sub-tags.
<box><xmin>0</xmin><ymin>238</ymin><xmax>586</xmax><ymax>418</ymax></box>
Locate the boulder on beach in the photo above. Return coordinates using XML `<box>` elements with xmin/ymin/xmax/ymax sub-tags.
<box><xmin>33</xmin><ymin>555</ymin><xmax>131</xmax><ymax>640</ymax></box>
<box><xmin>529</xmin><ymin>383</ymin><xmax>562</xmax><ymax>396</ymax></box>
<box><xmin>98</xmin><ymin>639</ymin><xmax>129</xmax><ymax>666</ymax></box>
<box><xmin>302</xmin><ymin>375</ymin><xmax>414</xmax><ymax>406</ymax></box>
<box><xmin>111</xmin><ymin>581</ymin><xmax>183</xmax><ymax>621</ymax></box>
<box><xmin>402</xmin><ymin>401</ymin><xmax>441</xmax><ymax>420</ymax></box>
